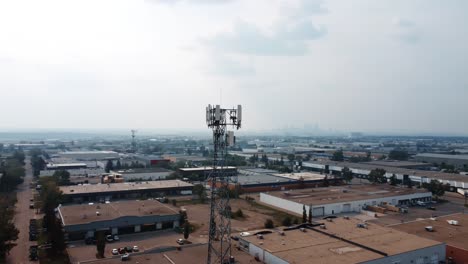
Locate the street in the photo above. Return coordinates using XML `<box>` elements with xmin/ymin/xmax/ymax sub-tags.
<box><xmin>6</xmin><ymin>159</ymin><xmax>38</xmax><ymax>264</ymax></box>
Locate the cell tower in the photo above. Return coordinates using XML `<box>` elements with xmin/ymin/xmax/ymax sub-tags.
<box><xmin>131</xmin><ymin>129</ymin><xmax>137</xmax><ymax>152</ymax></box>
<box><xmin>205</xmin><ymin>104</ymin><xmax>242</xmax><ymax>264</ymax></box>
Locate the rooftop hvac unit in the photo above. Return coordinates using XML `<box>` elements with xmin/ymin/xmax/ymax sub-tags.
<box><xmin>425</xmin><ymin>226</ymin><xmax>434</xmax><ymax>232</ymax></box>
<box><xmin>447</xmin><ymin>220</ymin><xmax>459</xmax><ymax>225</ymax></box>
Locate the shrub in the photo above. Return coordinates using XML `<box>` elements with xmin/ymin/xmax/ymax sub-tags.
<box><xmin>264</xmin><ymin>219</ymin><xmax>274</xmax><ymax>229</ymax></box>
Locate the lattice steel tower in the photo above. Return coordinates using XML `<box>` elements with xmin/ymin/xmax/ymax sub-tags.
<box><xmin>205</xmin><ymin>104</ymin><xmax>242</xmax><ymax>264</ymax></box>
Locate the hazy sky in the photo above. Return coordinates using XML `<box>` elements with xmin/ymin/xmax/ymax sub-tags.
<box><xmin>1</xmin><ymin>0</ymin><xmax>467</xmax><ymax>135</ymax></box>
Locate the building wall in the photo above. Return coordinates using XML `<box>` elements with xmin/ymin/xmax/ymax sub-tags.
<box><xmin>446</xmin><ymin>245</ymin><xmax>468</xmax><ymax>264</ymax></box>
<box><xmin>360</xmin><ymin>243</ymin><xmax>446</xmax><ymax>264</ymax></box>
<box><xmin>62</xmin><ymin>214</ymin><xmax>180</xmax><ymax>240</ymax></box>
<box><xmin>260</xmin><ymin>191</ymin><xmax>432</xmax><ymax>217</ymax></box>
<box><xmin>247</xmin><ymin>242</ymin><xmax>288</xmax><ymax>264</ymax></box>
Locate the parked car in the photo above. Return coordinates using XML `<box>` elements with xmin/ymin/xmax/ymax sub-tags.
<box><xmin>118</xmin><ymin>248</ymin><xmax>126</xmax><ymax>254</ymax></box>
<box><xmin>111</xmin><ymin>248</ymin><xmax>119</xmax><ymax>255</ymax></box>
<box><xmin>121</xmin><ymin>253</ymin><xmax>130</xmax><ymax>261</ymax></box>
<box><xmin>176</xmin><ymin>239</ymin><xmax>186</xmax><ymax>245</ymax></box>
<box><xmin>427</xmin><ymin>206</ymin><xmax>436</xmax><ymax>211</ymax></box>
<box><xmin>106</xmin><ymin>235</ymin><xmax>114</xmax><ymax>242</ymax></box>
<box><xmin>132</xmin><ymin>246</ymin><xmax>139</xmax><ymax>252</ymax></box>
<box><xmin>113</xmin><ymin>235</ymin><xmax>120</xmax><ymax>241</ymax></box>
<box><xmin>125</xmin><ymin>246</ymin><xmax>133</xmax><ymax>253</ymax></box>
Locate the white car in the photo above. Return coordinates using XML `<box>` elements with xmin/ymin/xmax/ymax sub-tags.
<box><xmin>121</xmin><ymin>253</ymin><xmax>130</xmax><ymax>261</ymax></box>
<box><xmin>106</xmin><ymin>235</ymin><xmax>114</xmax><ymax>242</ymax></box>
<box><xmin>113</xmin><ymin>235</ymin><xmax>120</xmax><ymax>241</ymax></box>
<box><xmin>111</xmin><ymin>248</ymin><xmax>118</xmax><ymax>255</ymax></box>
<box><xmin>132</xmin><ymin>245</ymin><xmax>139</xmax><ymax>252</ymax></box>
<box><xmin>239</xmin><ymin>232</ymin><xmax>251</xmax><ymax>237</ymax></box>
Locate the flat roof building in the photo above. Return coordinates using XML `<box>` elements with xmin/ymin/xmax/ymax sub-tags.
<box><xmin>57</xmin><ymin>151</ymin><xmax>120</xmax><ymax>161</ymax></box>
<box><xmin>58</xmin><ymin>200</ymin><xmax>180</xmax><ymax>240</ymax></box>
<box><xmin>260</xmin><ymin>185</ymin><xmax>432</xmax><ymax>217</ymax></box>
<box><xmin>302</xmin><ymin>160</ymin><xmax>468</xmax><ymax>189</ymax></box>
<box><xmin>234</xmin><ymin>170</ymin><xmax>329</xmax><ymax>193</ymax></box>
<box><xmin>238</xmin><ymin>218</ymin><xmax>445</xmax><ymax>264</ymax></box>
<box><xmin>414</xmin><ymin>153</ymin><xmax>468</xmax><ymax>169</ymax></box>
<box><xmin>60</xmin><ymin>180</ymin><xmax>193</xmax><ymax>203</ymax></box>
<box><xmin>391</xmin><ymin>213</ymin><xmax>468</xmax><ymax>263</ymax></box>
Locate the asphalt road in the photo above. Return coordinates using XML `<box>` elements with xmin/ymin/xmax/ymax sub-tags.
<box><xmin>6</xmin><ymin>158</ymin><xmax>38</xmax><ymax>264</ymax></box>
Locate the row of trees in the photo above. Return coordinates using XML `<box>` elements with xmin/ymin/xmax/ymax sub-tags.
<box><xmin>0</xmin><ymin>151</ymin><xmax>25</xmax><ymax>260</ymax></box>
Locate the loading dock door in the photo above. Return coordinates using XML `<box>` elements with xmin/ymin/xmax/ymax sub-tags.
<box><xmin>313</xmin><ymin>207</ymin><xmax>324</xmax><ymax>217</ymax></box>
<box><xmin>343</xmin><ymin>204</ymin><xmax>351</xmax><ymax>213</ymax></box>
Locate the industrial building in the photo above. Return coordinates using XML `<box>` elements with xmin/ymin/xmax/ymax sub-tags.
<box><xmin>178</xmin><ymin>166</ymin><xmax>237</xmax><ymax>178</ymax></box>
<box><xmin>235</xmin><ymin>169</ymin><xmax>329</xmax><ymax>193</ymax></box>
<box><xmin>237</xmin><ymin>218</ymin><xmax>446</xmax><ymax>264</ymax></box>
<box><xmin>57</xmin><ymin>200</ymin><xmax>180</xmax><ymax>240</ymax></box>
<box><xmin>260</xmin><ymin>185</ymin><xmax>432</xmax><ymax>217</ymax></box>
<box><xmin>60</xmin><ymin>180</ymin><xmax>193</xmax><ymax>203</ymax></box>
<box><xmin>56</xmin><ymin>150</ymin><xmax>120</xmax><ymax>160</ymax></box>
<box><xmin>113</xmin><ymin>167</ymin><xmax>173</xmax><ymax>181</ymax></box>
<box><xmin>414</xmin><ymin>153</ymin><xmax>468</xmax><ymax>169</ymax></box>
<box><xmin>302</xmin><ymin>160</ymin><xmax>468</xmax><ymax>189</ymax></box>
<box><xmin>362</xmin><ymin>160</ymin><xmax>433</xmax><ymax>169</ymax></box>
<box><xmin>391</xmin><ymin>213</ymin><xmax>468</xmax><ymax>263</ymax></box>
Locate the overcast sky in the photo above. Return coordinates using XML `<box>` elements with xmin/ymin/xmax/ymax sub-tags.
<box><xmin>1</xmin><ymin>0</ymin><xmax>467</xmax><ymax>135</ymax></box>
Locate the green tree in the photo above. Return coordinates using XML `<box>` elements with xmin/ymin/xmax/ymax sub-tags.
<box><xmin>52</xmin><ymin>170</ymin><xmax>70</xmax><ymax>186</ymax></box>
<box><xmin>341</xmin><ymin>167</ymin><xmax>353</xmax><ymax>183</ymax></box>
<box><xmin>282</xmin><ymin>216</ymin><xmax>292</xmax><ymax>226</ymax></box>
<box><xmin>0</xmin><ymin>205</ymin><xmax>19</xmax><ymax>259</ymax></box>
<box><xmin>308</xmin><ymin>205</ymin><xmax>312</xmax><ymax>223</ymax></box>
<box><xmin>302</xmin><ymin>205</ymin><xmax>307</xmax><ymax>223</ymax></box>
<box><xmin>115</xmin><ymin>160</ymin><xmax>122</xmax><ymax>170</ymax></box>
<box><xmin>105</xmin><ymin>160</ymin><xmax>114</xmax><ymax>173</ymax></box>
<box><xmin>388</xmin><ymin>149</ymin><xmax>409</xmax><ymax>161</ymax></box>
<box><xmin>193</xmin><ymin>184</ymin><xmax>206</xmax><ymax>203</ymax></box>
<box><xmin>331</xmin><ymin>149</ymin><xmax>344</xmax><ymax>161</ymax></box>
<box><xmin>183</xmin><ymin>222</ymin><xmax>190</xmax><ymax>240</ymax></box>
<box><xmin>389</xmin><ymin>174</ymin><xmax>398</xmax><ymax>186</ymax></box>
<box><xmin>264</xmin><ymin>219</ymin><xmax>274</xmax><ymax>228</ymax></box>
<box><xmin>427</xmin><ymin>180</ymin><xmax>445</xmax><ymax>200</ymax></box>
<box><xmin>287</xmin><ymin>154</ymin><xmax>295</xmax><ymax>163</ymax></box>
<box><xmin>96</xmin><ymin>231</ymin><xmax>106</xmax><ymax>258</ymax></box>
<box><xmin>368</xmin><ymin>168</ymin><xmax>387</xmax><ymax>184</ymax></box>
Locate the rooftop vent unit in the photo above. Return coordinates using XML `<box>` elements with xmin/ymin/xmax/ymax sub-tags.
<box><xmin>299</xmin><ymin>228</ymin><xmax>306</xmax><ymax>232</ymax></box>
<box><xmin>425</xmin><ymin>226</ymin><xmax>434</xmax><ymax>232</ymax></box>
<box><xmin>447</xmin><ymin>220</ymin><xmax>459</xmax><ymax>226</ymax></box>
<box><xmin>320</xmin><ymin>224</ymin><xmax>326</xmax><ymax>229</ymax></box>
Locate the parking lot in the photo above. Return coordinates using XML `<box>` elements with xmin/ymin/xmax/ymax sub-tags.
<box><xmin>369</xmin><ymin>196</ymin><xmax>467</xmax><ymax>227</ymax></box>
<box><xmin>67</xmin><ymin>230</ymin><xmax>186</xmax><ymax>263</ymax></box>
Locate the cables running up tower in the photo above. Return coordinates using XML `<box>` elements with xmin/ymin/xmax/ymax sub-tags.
<box><xmin>205</xmin><ymin>104</ymin><xmax>242</xmax><ymax>264</ymax></box>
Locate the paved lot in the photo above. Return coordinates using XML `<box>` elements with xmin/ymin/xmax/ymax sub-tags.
<box><xmin>6</xmin><ymin>159</ymin><xmax>39</xmax><ymax>264</ymax></box>
<box><xmin>67</xmin><ymin>230</ymin><xmax>186</xmax><ymax>263</ymax></box>
<box><xmin>369</xmin><ymin>195</ymin><xmax>467</xmax><ymax>226</ymax></box>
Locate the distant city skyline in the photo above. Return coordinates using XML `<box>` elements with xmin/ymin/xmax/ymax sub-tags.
<box><xmin>1</xmin><ymin>0</ymin><xmax>468</xmax><ymax>136</ymax></box>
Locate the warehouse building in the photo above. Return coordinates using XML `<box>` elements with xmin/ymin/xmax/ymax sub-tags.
<box><xmin>302</xmin><ymin>160</ymin><xmax>468</xmax><ymax>189</ymax></box>
<box><xmin>238</xmin><ymin>218</ymin><xmax>446</xmax><ymax>264</ymax></box>
<box><xmin>260</xmin><ymin>185</ymin><xmax>432</xmax><ymax>217</ymax></box>
<box><xmin>57</xmin><ymin>200</ymin><xmax>180</xmax><ymax>240</ymax></box>
<box><xmin>60</xmin><ymin>180</ymin><xmax>193</xmax><ymax>203</ymax></box>
<box><xmin>178</xmin><ymin>166</ymin><xmax>237</xmax><ymax>178</ymax></box>
<box><xmin>414</xmin><ymin>153</ymin><xmax>468</xmax><ymax>169</ymax></box>
<box><xmin>391</xmin><ymin>213</ymin><xmax>468</xmax><ymax>263</ymax></box>
<box><xmin>56</xmin><ymin>151</ymin><xmax>120</xmax><ymax>161</ymax></box>
<box><xmin>234</xmin><ymin>170</ymin><xmax>330</xmax><ymax>193</ymax></box>
<box><xmin>113</xmin><ymin>167</ymin><xmax>173</xmax><ymax>181</ymax></box>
